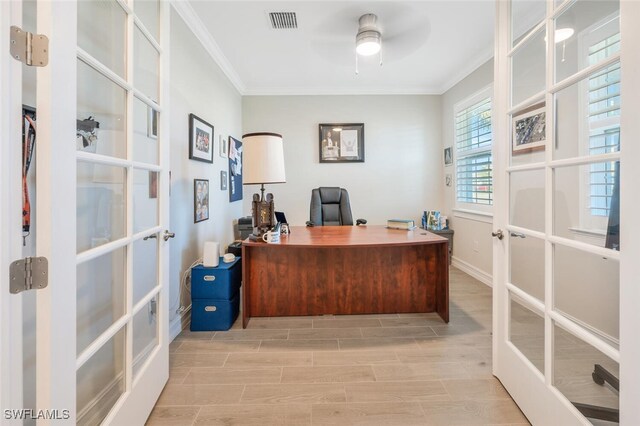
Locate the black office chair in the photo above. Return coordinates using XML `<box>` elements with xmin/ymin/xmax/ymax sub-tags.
<box><xmin>306</xmin><ymin>187</ymin><xmax>366</xmax><ymax>226</ymax></box>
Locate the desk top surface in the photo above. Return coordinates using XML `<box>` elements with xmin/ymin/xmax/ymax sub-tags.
<box><xmin>243</xmin><ymin>225</ymin><xmax>448</xmax><ymax>248</ymax></box>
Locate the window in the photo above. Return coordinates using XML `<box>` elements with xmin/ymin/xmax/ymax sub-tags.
<box><xmin>587</xmin><ymin>33</ymin><xmax>620</xmax><ymax>217</ymax></box>
<box><xmin>455</xmin><ymin>91</ymin><xmax>493</xmax><ymax>209</ymax></box>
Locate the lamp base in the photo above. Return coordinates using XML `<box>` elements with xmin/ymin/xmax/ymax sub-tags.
<box><xmin>251</xmin><ymin>188</ymin><xmax>275</xmax><ymax>242</ymax></box>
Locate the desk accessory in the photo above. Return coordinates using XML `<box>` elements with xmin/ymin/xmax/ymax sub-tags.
<box><xmin>223</xmin><ymin>253</ymin><xmax>236</xmax><ymax>263</ymax></box>
<box><xmin>242</xmin><ymin>133</ymin><xmax>286</xmax><ymax>241</ymax></box>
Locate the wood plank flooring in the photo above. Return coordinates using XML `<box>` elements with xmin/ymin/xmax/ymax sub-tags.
<box><xmin>148</xmin><ymin>267</ymin><xmax>530</xmax><ymax>425</ymax></box>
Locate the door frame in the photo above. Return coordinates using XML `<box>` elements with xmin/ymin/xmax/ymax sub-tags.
<box><xmin>1</xmin><ymin>1</ymin><xmax>26</xmax><ymax>423</ymax></box>
<box><xmin>493</xmin><ymin>0</ymin><xmax>640</xmax><ymax>424</ymax></box>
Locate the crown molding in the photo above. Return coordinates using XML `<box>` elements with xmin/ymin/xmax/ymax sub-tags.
<box><xmin>437</xmin><ymin>46</ymin><xmax>495</xmax><ymax>95</ymax></box>
<box><xmin>171</xmin><ymin>0</ymin><xmax>246</xmax><ymax>95</ymax></box>
<box><xmin>243</xmin><ymin>85</ymin><xmax>443</xmax><ymax>96</ymax></box>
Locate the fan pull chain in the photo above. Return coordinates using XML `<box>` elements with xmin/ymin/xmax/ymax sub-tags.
<box><xmin>355</xmin><ymin>51</ymin><xmax>359</xmax><ymax>75</ymax></box>
<box><xmin>379</xmin><ymin>44</ymin><xmax>383</xmax><ymax>67</ymax></box>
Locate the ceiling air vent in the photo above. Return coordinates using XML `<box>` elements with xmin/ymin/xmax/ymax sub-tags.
<box><xmin>269</xmin><ymin>12</ymin><xmax>298</xmax><ymax>29</ymax></box>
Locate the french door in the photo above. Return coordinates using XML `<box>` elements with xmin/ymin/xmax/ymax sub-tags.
<box><xmin>1</xmin><ymin>0</ymin><xmax>171</xmax><ymax>424</ymax></box>
<box><xmin>493</xmin><ymin>0</ymin><xmax>640</xmax><ymax>425</ymax></box>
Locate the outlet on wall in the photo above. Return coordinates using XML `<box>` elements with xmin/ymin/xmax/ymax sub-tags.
<box><xmin>473</xmin><ymin>240</ymin><xmax>479</xmax><ymax>252</ymax></box>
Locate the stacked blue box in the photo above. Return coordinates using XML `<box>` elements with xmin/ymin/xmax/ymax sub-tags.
<box><xmin>190</xmin><ymin>257</ymin><xmax>242</xmax><ymax>331</ymax></box>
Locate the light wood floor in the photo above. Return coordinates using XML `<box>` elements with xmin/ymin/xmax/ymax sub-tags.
<box><xmin>148</xmin><ymin>267</ymin><xmax>530</xmax><ymax>425</ymax></box>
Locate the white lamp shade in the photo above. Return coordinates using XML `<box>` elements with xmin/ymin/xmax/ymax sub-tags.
<box><xmin>242</xmin><ymin>132</ymin><xmax>286</xmax><ymax>185</ymax></box>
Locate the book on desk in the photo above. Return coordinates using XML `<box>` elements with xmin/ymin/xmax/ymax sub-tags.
<box><xmin>386</xmin><ymin>218</ymin><xmax>416</xmax><ymax>230</ymax></box>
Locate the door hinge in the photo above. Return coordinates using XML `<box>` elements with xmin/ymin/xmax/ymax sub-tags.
<box><xmin>9</xmin><ymin>257</ymin><xmax>48</xmax><ymax>294</ymax></box>
<box><xmin>10</xmin><ymin>26</ymin><xmax>49</xmax><ymax>67</ymax></box>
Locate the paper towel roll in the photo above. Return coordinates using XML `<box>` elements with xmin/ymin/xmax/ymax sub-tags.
<box><xmin>203</xmin><ymin>242</ymin><xmax>220</xmax><ymax>267</ymax></box>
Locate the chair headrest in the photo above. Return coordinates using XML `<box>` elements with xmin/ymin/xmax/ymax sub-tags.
<box><xmin>318</xmin><ymin>187</ymin><xmax>342</xmax><ymax>204</ymax></box>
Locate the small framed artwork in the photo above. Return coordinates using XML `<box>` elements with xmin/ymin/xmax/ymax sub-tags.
<box><xmin>147</xmin><ymin>107</ymin><xmax>158</xmax><ymax>139</ymax></box>
<box><xmin>194</xmin><ymin>179</ymin><xmax>210</xmax><ymax>223</ymax></box>
<box><xmin>512</xmin><ymin>103</ymin><xmax>546</xmax><ymax>154</ymax></box>
<box><xmin>444</xmin><ymin>147</ymin><xmax>453</xmax><ymax>166</ymax></box>
<box><xmin>189</xmin><ymin>113</ymin><xmax>214</xmax><ymax>163</ymax></box>
<box><xmin>148</xmin><ymin>171</ymin><xmax>158</xmax><ymax>199</ymax></box>
<box><xmin>219</xmin><ymin>135</ymin><xmax>228</xmax><ymax>158</ymax></box>
<box><xmin>220</xmin><ymin>171</ymin><xmax>228</xmax><ymax>190</ymax></box>
<box><xmin>228</xmin><ymin>137</ymin><xmax>243</xmax><ymax>202</ymax></box>
<box><xmin>319</xmin><ymin>123</ymin><xmax>364</xmax><ymax>163</ymax></box>
<box><xmin>445</xmin><ymin>174</ymin><xmax>452</xmax><ymax>187</ymax></box>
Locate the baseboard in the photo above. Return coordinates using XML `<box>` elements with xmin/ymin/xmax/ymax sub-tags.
<box><xmin>451</xmin><ymin>256</ymin><xmax>493</xmax><ymax>287</ymax></box>
<box><xmin>169</xmin><ymin>306</ymin><xmax>191</xmax><ymax>342</ymax></box>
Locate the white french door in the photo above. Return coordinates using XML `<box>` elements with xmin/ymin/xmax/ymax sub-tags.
<box><xmin>1</xmin><ymin>0</ymin><xmax>171</xmax><ymax>424</ymax></box>
<box><xmin>493</xmin><ymin>0</ymin><xmax>640</xmax><ymax>425</ymax></box>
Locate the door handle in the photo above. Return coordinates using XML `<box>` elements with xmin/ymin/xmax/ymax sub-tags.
<box><xmin>163</xmin><ymin>230</ymin><xmax>175</xmax><ymax>241</ymax></box>
<box><xmin>143</xmin><ymin>234</ymin><xmax>157</xmax><ymax>241</ymax></box>
<box><xmin>510</xmin><ymin>232</ymin><xmax>526</xmax><ymax>238</ymax></box>
<box><xmin>492</xmin><ymin>229</ymin><xmax>504</xmax><ymax>240</ymax></box>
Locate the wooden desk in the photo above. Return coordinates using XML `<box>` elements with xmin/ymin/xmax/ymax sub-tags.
<box><xmin>241</xmin><ymin>226</ymin><xmax>449</xmax><ymax>328</ymax></box>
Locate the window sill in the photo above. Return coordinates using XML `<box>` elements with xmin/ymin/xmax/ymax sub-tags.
<box><xmin>452</xmin><ymin>208</ymin><xmax>494</xmax><ymax>224</ymax></box>
<box><xmin>568</xmin><ymin>227</ymin><xmax>607</xmax><ymax>246</ymax></box>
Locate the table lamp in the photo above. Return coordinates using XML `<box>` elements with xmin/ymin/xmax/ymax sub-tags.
<box><xmin>242</xmin><ymin>132</ymin><xmax>286</xmax><ymax>241</ymax></box>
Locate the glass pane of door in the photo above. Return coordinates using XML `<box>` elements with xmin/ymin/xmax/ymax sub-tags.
<box><xmin>132</xmin><ymin>296</ymin><xmax>159</xmax><ymax>380</ymax></box>
<box><xmin>78</xmin><ymin>0</ymin><xmax>127</xmax><ymax>78</ymax></box>
<box><xmin>77</xmin><ymin>248</ymin><xmax>127</xmax><ymax>355</ymax></box>
<box><xmin>511</xmin><ymin>27</ymin><xmax>546</xmax><ymax>106</ymax></box>
<box><xmin>77</xmin><ymin>328</ymin><xmax>126</xmax><ymax>426</ymax></box>
<box><xmin>133</xmin><ymin>26</ymin><xmax>159</xmax><ymax>102</ymax></box>
<box><xmin>76</xmin><ymin>162</ymin><xmax>126</xmax><ymax>253</ymax></box>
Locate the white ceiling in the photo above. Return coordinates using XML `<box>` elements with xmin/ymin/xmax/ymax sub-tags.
<box><xmin>183</xmin><ymin>1</ymin><xmax>496</xmax><ymax>95</ymax></box>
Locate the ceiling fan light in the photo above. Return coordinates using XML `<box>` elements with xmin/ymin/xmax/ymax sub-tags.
<box><xmin>356</xmin><ymin>31</ymin><xmax>381</xmax><ymax>56</ymax></box>
<box><xmin>555</xmin><ymin>27</ymin><xmax>574</xmax><ymax>43</ymax></box>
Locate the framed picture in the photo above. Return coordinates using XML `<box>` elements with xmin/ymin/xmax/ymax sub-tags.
<box><xmin>444</xmin><ymin>147</ymin><xmax>453</xmax><ymax>166</ymax></box>
<box><xmin>220</xmin><ymin>135</ymin><xmax>228</xmax><ymax>158</ymax></box>
<box><xmin>148</xmin><ymin>171</ymin><xmax>158</xmax><ymax>199</ymax></box>
<box><xmin>189</xmin><ymin>113</ymin><xmax>214</xmax><ymax>163</ymax></box>
<box><xmin>512</xmin><ymin>103</ymin><xmax>546</xmax><ymax>154</ymax></box>
<box><xmin>319</xmin><ymin>123</ymin><xmax>364</xmax><ymax>163</ymax></box>
<box><xmin>228</xmin><ymin>137</ymin><xmax>243</xmax><ymax>202</ymax></box>
<box><xmin>220</xmin><ymin>171</ymin><xmax>228</xmax><ymax>190</ymax></box>
<box><xmin>193</xmin><ymin>179</ymin><xmax>210</xmax><ymax>223</ymax></box>
<box><xmin>147</xmin><ymin>107</ymin><xmax>158</xmax><ymax>139</ymax></box>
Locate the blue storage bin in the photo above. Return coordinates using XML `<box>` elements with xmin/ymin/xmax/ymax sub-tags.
<box><xmin>190</xmin><ymin>292</ymin><xmax>240</xmax><ymax>331</ymax></box>
<box><xmin>191</xmin><ymin>258</ymin><xmax>241</xmax><ymax>300</ymax></box>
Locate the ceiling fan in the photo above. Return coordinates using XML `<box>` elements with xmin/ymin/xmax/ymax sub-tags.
<box><xmin>355</xmin><ymin>14</ymin><xmax>382</xmax><ymax>74</ymax></box>
<box><xmin>311</xmin><ymin>4</ymin><xmax>431</xmax><ymax>75</ymax></box>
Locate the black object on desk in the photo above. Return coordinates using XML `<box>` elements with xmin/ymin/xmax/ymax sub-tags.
<box><xmin>190</xmin><ymin>257</ymin><xmax>242</xmax><ymax>331</ymax></box>
<box><xmin>426</xmin><ymin>228</ymin><xmax>454</xmax><ymax>265</ymax></box>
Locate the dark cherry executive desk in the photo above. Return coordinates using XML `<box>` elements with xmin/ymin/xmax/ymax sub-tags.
<box><xmin>241</xmin><ymin>225</ymin><xmax>449</xmax><ymax>328</ymax></box>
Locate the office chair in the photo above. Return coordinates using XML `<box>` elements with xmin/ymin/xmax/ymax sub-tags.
<box><xmin>307</xmin><ymin>187</ymin><xmax>366</xmax><ymax>226</ymax></box>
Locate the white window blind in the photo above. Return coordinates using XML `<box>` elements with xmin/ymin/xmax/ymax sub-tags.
<box><xmin>588</xmin><ymin>32</ymin><xmax>620</xmax><ymax>217</ymax></box>
<box><xmin>455</xmin><ymin>97</ymin><xmax>493</xmax><ymax>205</ymax></box>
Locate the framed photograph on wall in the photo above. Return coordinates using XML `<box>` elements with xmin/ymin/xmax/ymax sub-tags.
<box><xmin>220</xmin><ymin>171</ymin><xmax>228</xmax><ymax>190</ymax></box>
<box><xmin>228</xmin><ymin>137</ymin><xmax>243</xmax><ymax>202</ymax></box>
<box><xmin>512</xmin><ymin>103</ymin><xmax>546</xmax><ymax>154</ymax></box>
<box><xmin>194</xmin><ymin>179</ymin><xmax>210</xmax><ymax>223</ymax></box>
<box><xmin>189</xmin><ymin>113</ymin><xmax>214</xmax><ymax>163</ymax></box>
<box><xmin>220</xmin><ymin>135</ymin><xmax>228</xmax><ymax>158</ymax></box>
<box><xmin>319</xmin><ymin>123</ymin><xmax>364</xmax><ymax>163</ymax></box>
<box><xmin>148</xmin><ymin>107</ymin><xmax>158</xmax><ymax>139</ymax></box>
<box><xmin>444</xmin><ymin>147</ymin><xmax>453</xmax><ymax>166</ymax></box>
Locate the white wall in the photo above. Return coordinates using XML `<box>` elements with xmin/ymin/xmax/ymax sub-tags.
<box><xmin>242</xmin><ymin>95</ymin><xmax>443</xmax><ymax>226</ymax></box>
<box><xmin>169</xmin><ymin>9</ymin><xmax>243</xmax><ymax>326</ymax></box>
<box><xmin>441</xmin><ymin>59</ymin><xmax>494</xmax><ymax>281</ymax></box>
